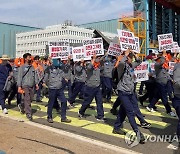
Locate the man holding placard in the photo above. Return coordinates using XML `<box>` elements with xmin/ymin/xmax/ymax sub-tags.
<box><xmin>113</xmin><ymin>49</ymin><xmax>150</xmax><ymax>144</ymax></box>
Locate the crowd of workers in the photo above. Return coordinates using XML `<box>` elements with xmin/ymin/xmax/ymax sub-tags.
<box><xmin>0</xmin><ymin>49</ymin><xmax>180</xmax><ymax>144</ymax></box>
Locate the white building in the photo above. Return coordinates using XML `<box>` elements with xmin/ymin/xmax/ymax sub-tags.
<box><xmin>16</xmin><ymin>24</ymin><xmax>117</xmax><ymax>57</ymax></box>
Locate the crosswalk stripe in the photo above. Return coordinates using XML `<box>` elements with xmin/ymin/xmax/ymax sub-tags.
<box><xmin>31</xmin><ymin>103</ymin><xmax>171</xmax><ymax>129</ymax></box>
<box><xmin>6</xmin><ymin>103</ymin><xmax>169</xmax><ymax>140</ymax></box>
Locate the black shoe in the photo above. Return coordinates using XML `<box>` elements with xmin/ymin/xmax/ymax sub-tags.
<box><xmin>102</xmin><ymin>98</ymin><xmax>107</xmax><ymax>103</ymax></box>
<box><xmin>8</xmin><ymin>100</ymin><xmax>11</xmax><ymax>105</ymax></box>
<box><xmin>78</xmin><ymin>96</ymin><xmax>84</xmax><ymax>100</ymax></box>
<box><xmin>36</xmin><ymin>100</ymin><xmax>42</xmax><ymax>102</ymax></box>
<box><xmin>47</xmin><ymin>118</ymin><xmax>53</xmax><ymax>123</ymax></box>
<box><xmin>139</xmin><ymin>97</ymin><xmax>143</xmax><ymax>106</ymax></box>
<box><xmin>138</xmin><ymin>93</ymin><xmax>143</xmax><ymax>97</ymax></box>
<box><xmin>136</xmin><ymin>131</ymin><xmax>145</xmax><ymax>144</ymax></box>
<box><xmin>141</xmin><ymin>122</ymin><xmax>151</xmax><ymax>129</ymax></box>
<box><xmin>26</xmin><ymin>114</ymin><xmax>33</xmax><ymax>121</ymax></box>
<box><xmin>153</xmin><ymin>106</ymin><xmax>157</xmax><ymax>111</ymax></box>
<box><xmin>61</xmin><ymin>118</ymin><xmax>71</xmax><ymax>123</ymax></box>
<box><xmin>107</xmin><ymin>99</ymin><xmax>113</xmax><ymax>103</ymax></box>
<box><xmin>112</xmin><ymin>129</ymin><xmax>125</xmax><ymax>135</ymax></box>
<box><xmin>110</xmin><ymin>108</ymin><xmax>118</xmax><ymax>115</ymax></box>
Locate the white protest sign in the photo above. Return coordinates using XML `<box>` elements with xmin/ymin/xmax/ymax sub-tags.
<box><xmin>49</xmin><ymin>41</ymin><xmax>70</xmax><ymax>60</ymax></box>
<box><xmin>168</xmin><ymin>62</ymin><xmax>176</xmax><ymax>75</ymax></box>
<box><xmin>117</xmin><ymin>29</ymin><xmax>138</xmax><ymax>53</ymax></box>
<box><xmin>172</xmin><ymin>42</ymin><xmax>180</xmax><ymax>53</ymax></box>
<box><xmin>72</xmin><ymin>46</ymin><xmax>91</xmax><ymax>62</ymax></box>
<box><xmin>149</xmin><ymin>62</ymin><xmax>155</xmax><ymax>72</ymax></box>
<box><xmin>107</xmin><ymin>42</ymin><xmax>122</xmax><ymax>57</ymax></box>
<box><xmin>134</xmin><ymin>62</ymin><xmax>149</xmax><ymax>82</ymax></box>
<box><xmin>49</xmin><ymin>41</ymin><xmax>70</xmax><ymax>46</ymax></box>
<box><xmin>158</xmin><ymin>33</ymin><xmax>174</xmax><ymax>52</ymax></box>
<box><xmin>49</xmin><ymin>46</ymin><xmax>69</xmax><ymax>60</ymax></box>
<box><xmin>135</xmin><ymin>37</ymin><xmax>140</xmax><ymax>53</ymax></box>
<box><xmin>83</xmin><ymin>38</ymin><xmax>104</xmax><ymax>58</ymax></box>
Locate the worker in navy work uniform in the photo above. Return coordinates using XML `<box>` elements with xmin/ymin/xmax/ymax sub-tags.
<box><xmin>43</xmin><ymin>58</ymin><xmax>71</xmax><ymax>123</ymax></box>
<box><xmin>112</xmin><ymin>50</ymin><xmax>151</xmax><ymax>144</ymax></box>
<box><xmin>78</xmin><ymin>54</ymin><xmax>105</xmax><ymax>121</ymax></box>
<box><xmin>32</xmin><ymin>55</ymin><xmax>44</xmax><ymax>102</ymax></box>
<box><xmin>68</xmin><ymin>60</ymin><xmax>86</xmax><ymax>107</ymax></box>
<box><xmin>101</xmin><ymin>55</ymin><xmax>115</xmax><ymax>103</ymax></box>
<box><xmin>17</xmin><ymin>53</ymin><xmax>39</xmax><ymax>120</ymax></box>
<box><xmin>61</xmin><ymin>57</ymin><xmax>73</xmax><ymax>103</ymax></box>
<box><xmin>172</xmin><ymin>60</ymin><xmax>180</xmax><ymax>146</ymax></box>
<box><xmin>8</xmin><ymin>58</ymin><xmax>22</xmax><ymax>112</ymax></box>
<box><xmin>146</xmin><ymin>51</ymin><xmax>176</xmax><ymax>116</ymax></box>
<box><xmin>0</xmin><ymin>55</ymin><xmax>12</xmax><ymax>114</ymax></box>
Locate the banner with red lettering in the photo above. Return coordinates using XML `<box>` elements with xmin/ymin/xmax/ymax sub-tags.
<box><xmin>49</xmin><ymin>41</ymin><xmax>70</xmax><ymax>60</ymax></box>
<box><xmin>158</xmin><ymin>33</ymin><xmax>174</xmax><ymax>52</ymax></box>
<box><xmin>134</xmin><ymin>62</ymin><xmax>149</xmax><ymax>82</ymax></box>
<box><xmin>83</xmin><ymin>38</ymin><xmax>104</xmax><ymax>58</ymax></box>
<box><xmin>117</xmin><ymin>29</ymin><xmax>139</xmax><ymax>53</ymax></box>
<box><xmin>72</xmin><ymin>46</ymin><xmax>91</xmax><ymax>62</ymax></box>
<box><xmin>107</xmin><ymin>42</ymin><xmax>122</xmax><ymax>57</ymax></box>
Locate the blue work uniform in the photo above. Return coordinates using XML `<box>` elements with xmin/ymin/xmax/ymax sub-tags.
<box><xmin>79</xmin><ymin>62</ymin><xmax>104</xmax><ymax>119</ymax></box>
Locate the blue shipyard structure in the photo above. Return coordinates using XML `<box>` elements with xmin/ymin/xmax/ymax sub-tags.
<box><xmin>80</xmin><ymin>0</ymin><xmax>180</xmax><ymax>54</ymax></box>
<box><xmin>0</xmin><ymin>22</ymin><xmax>40</xmax><ymax>58</ymax></box>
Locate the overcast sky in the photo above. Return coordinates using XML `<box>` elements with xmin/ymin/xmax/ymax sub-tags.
<box><xmin>0</xmin><ymin>0</ymin><xmax>133</xmax><ymax>28</ymax></box>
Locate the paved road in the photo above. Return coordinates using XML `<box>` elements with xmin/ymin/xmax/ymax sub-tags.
<box><xmin>0</xmin><ymin>116</ymin><xmax>136</xmax><ymax>154</ymax></box>
<box><xmin>2</xmin><ymin>92</ymin><xmax>179</xmax><ymax>154</ymax></box>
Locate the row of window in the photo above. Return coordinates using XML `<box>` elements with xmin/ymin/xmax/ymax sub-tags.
<box><xmin>16</xmin><ymin>49</ymin><xmax>46</xmax><ymax>55</ymax></box>
<box><xmin>17</xmin><ymin>39</ymin><xmax>84</xmax><ymax>47</ymax></box>
<box><xmin>17</xmin><ymin>30</ymin><xmax>93</xmax><ymax>40</ymax></box>
<box><xmin>17</xmin><ymin>41</ymin><xmax>48</xmax><ymax>47</ymax></box>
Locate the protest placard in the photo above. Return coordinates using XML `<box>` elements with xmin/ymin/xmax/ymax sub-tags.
<box><xmin>83</xmin><ymin>38</ymin><xmax>104</xmax><ymax>57</ymax></box>
<box><xmin>49</xmin><ymin>41</ymin><xmax>70</xmax><ymax>46</ymax></box>
<box><xmin>134</xmin><ymin>37</ymin><xmax>140</xmax><ymax>53</ymax></box>
<box><xmin>149</xmin><ymin>62</ymin><xmax>155</xmax><ymax>72</ymax></box>
<box><xmin>158</xmin><ymin>33</ymin><xmax>174</xmax><ymax>52</ymax></box>
<box><xmin>49</xmin><ymin>41</ymin><xmax>70</xmax><ymax>60</ymax></box>
<box><xmin>172</xmin><ymin>42</ymin><xmax>180</xmax><ymax>53</ymax></box>
<box><xmin>117</xmin><ymin>29</ymin><xmax>138</xmax><ymax>53</ymax></box>
<box><xmin>107</xmin><ymin>42</ymin><xmax>122</xmax><ymax>57</ymax></box>
<box><xmin>168</xmin><ymin>62</ymin><xmax>176</xmax><ymax>75</ymax></box>
<box><xmin>134</xmin><ymin>62</ymin><xmax>149</xmax><ymax>82</ymax></box>
<box><xmin>72</xmin><ymin>46</ymin><xmax>91</xmax><ymax>61</ymax></box>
